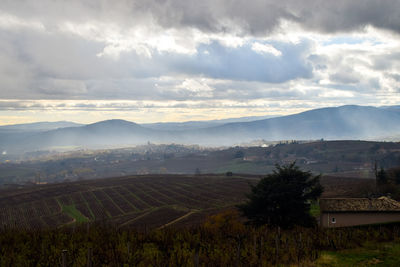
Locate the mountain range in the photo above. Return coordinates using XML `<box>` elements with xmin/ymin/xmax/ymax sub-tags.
<box><xmin>141</xmin><ymin>115</ymin><xmax>275</xmax><ymax>131</ymax></box>
<box><xmin>0</xmin><ymin>121</ymin><xmax>82</xmax><ymax>133</ymax></box>
<box><xmin>1</xmin><ymin>105</ymin><xmax>400</xmax><ymax>154</ymax></box>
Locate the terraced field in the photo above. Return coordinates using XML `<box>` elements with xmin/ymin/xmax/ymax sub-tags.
<box><xmin>0</xmin><ymin>174</ymin><xmax>256</xmax><ymax>230</ymax></box>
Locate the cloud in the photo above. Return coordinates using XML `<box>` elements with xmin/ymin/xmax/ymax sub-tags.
<box><xmin>2</xmin><ymin>0</ymin><xmax>400</xmax><ymax>36</ymax></box>
<box><xmin>0</xmin><ymin>0</ymin><xmax>400</xmax><ymax>124</ymax></box>
<box><xmin>118</xmin><ymin>0</ymin><xmax>400</xmax><ymax>35</ymax></box>
<box><xmin>34</xmin><ymin>79</ymin><xmax>88</xmax><ymax>97</ymax></box>
<box><xmin>165</xmin><ymin>40</ymin><xmax>313</xmax><ymax>83</ymax></box>
<box><xmin>252</xmin><ymin>42</ymin><xmax>282</xmax><ymax>57</ymax></box>
<box><xmin>329</xmin><ymin>69</ymin><xmax>360</xmax><ymax>84</ymax></box>
<box><xmin>0</xmin><ymin>20</ymin><xmax>314</xmax><ymax>100</ymax></box>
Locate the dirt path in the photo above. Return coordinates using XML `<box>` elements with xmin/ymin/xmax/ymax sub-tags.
<box><xmin>158</xmin><ymin>210</ymin><xmax>197</xmax><ymax>229</ymax></box>
<box><xmin>118</xmin><ymin>209</ymin><xmax>155</xmax><ymax>228</ymax></box>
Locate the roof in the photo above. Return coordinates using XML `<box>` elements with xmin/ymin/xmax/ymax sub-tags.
<box><xmin>320</xmin><ymin>197</ymin><xmax>400</xmax><ymax>212</ymax></box>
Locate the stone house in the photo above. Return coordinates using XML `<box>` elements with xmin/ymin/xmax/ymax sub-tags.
<box><xmin>320</xmin><ymin>197</ymin><xmax>400</xmax><ymax>227</ymax></box>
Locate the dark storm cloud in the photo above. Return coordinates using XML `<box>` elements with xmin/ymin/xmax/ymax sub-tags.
<box><xmin>148</xmin><ymin>0</ymin><xmax>400</xmax><ymax>34</ymax></box>
<box><xmin>1</xmin><ymin>0</ymin><xmax>400</xmax><ymax>35</ymax></box>
<box><xmin>288</xmin><ymin>0</ymin><xmax>400</xmax><ymax>34</ymax></box>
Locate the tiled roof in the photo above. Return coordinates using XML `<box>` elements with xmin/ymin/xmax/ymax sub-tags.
<box><xmin>320</xmin><ymin>197</ymin><xmax>400</xmax><ymax>212</ymax></box>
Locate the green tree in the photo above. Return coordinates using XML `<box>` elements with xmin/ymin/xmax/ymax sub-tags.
<box><xmin>238</xmin><ymin>163</ymin><xmax>323</xmax><ymax>228</ymax></box>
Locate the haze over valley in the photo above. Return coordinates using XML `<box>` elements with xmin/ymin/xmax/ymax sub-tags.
<box><xmin>1</xmin><ymin>105</ymin><xmax>400</xmax><ymax>156</ymax></box>
<box><xmin>1</xmin><ymin>104</ymin><xmax>400</xmax><ymax>188</ymax></box>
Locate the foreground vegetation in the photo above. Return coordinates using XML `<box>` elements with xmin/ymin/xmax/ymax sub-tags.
<box><xmin>2</xmin><ymin>210</ymin><xmax>400</xmax><ymax>266</ymax></box>
<box><xmin>316</xmin><ymin>242</ymin><xmax>400</xmax><ymax>266</ymax></box>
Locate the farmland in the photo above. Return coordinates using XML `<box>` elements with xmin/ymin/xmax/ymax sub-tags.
<box><xmin>0</xmin><ymin>172</ymin><xmax>376</xmax><ymax>230</ymax></box>
<box><xmin>0</xmin><ymin>174</ymin><xmax>256</xmax><ymax>230</ymax></box>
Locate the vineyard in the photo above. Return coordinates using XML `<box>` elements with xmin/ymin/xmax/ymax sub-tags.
<box><xmin>2</xmin><ymin>174</ymin><xmax>400</xmax><ymax>265</ymax></box>
<box><xmin>1</xmin><ymin>210</ymin><xmax>400</xmax><ymax>266</ymax></box>
<box><xmin>0</xmin><ymin>174</ymin><xmax>255</xmax><ymax>230</ymax></box>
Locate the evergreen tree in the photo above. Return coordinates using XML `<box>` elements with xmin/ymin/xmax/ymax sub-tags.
<box><xmin>238</xmin><ymin>163</ymin><xmax>323</xmax><ymax>228</ymax></box>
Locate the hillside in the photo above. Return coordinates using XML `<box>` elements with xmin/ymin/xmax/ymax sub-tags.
<box><xmin>192</xmin><ymin>105</ymin><xmax>400</xmax><ymax>145</ymax></box>
<box><xmin>0</xmin><ymin>173</ymin><xmax>373</xmax><ymax>230</ymax></box>
<box><xmin>0</xmin><ymin>174</ymin><xmax>254</xmax><ymax>230</ymax></box>
<box><xmin>0</xmin><ymin>120</ymin><xmax>175</xmax><ymax>153</ymax></box>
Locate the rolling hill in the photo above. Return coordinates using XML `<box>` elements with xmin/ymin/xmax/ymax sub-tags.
<box><xmin>1</xmin><ymin>105</ymin><xmax>400</xmax><ymax>153</ymax></box>
<box><xmin>0</xmin><ymin>173</ymin><xmax>371</xmax><ymax>230</ymax></box>
<box><xmin>142</xmin><ymin>114</ymin><xmax>275</xmax><ymax>131</ymax></box>
<box><xmin>0</xmin><ymin>174</ymin><xmax>254</xmax><ymax>229</ymax></box>
<box><xmin>0</xmin><ymin>121</ymin><xmax>82</xmax><ymax>133</ymax></box>
<box><xmin>194</xmin><ymin>105</ymin><xmax>400</xmax><ymax>145</ymax></box>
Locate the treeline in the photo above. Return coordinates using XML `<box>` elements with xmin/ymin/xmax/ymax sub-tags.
<box><xmin>1</xmin><ymin>210</ymin><xmax>400</xmax><ymax>266</ymax></box>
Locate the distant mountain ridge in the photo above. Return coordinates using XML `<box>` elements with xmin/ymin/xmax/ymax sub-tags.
<box><xmin>193</xmin><ymin>105</ymin><xmax>400</xmax><ymax>144</ymax></box>
<box><xmin>1</xmin><ymin>105</ymin><xmax>400</xmax><ymax>153</ymax></box>
<box><xmin>0</xmin><ymin>121</ymin><xmax>82</xmax><ymax>132</ymax></box>
<box><xmin>142</xmin><ymin>115</ymin><xmax>276</xmax><ymax>131</ymax></box>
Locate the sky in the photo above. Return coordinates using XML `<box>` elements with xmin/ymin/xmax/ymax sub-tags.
<box><xmin>0</xmin><ymin>0</ymin><xmax>400</xmax><ymax>125</ymax></box>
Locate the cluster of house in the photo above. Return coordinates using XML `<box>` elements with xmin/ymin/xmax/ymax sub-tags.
<box><xmin>319</xmin><ymin>196</ymin><xmax>400</xmax><ymax>227</ymax></box>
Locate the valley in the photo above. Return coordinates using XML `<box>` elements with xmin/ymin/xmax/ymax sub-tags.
<box><xmin>1</xmin><ymin>140</ymin><xmax>399</xmax><ymax>186</ymax></box>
